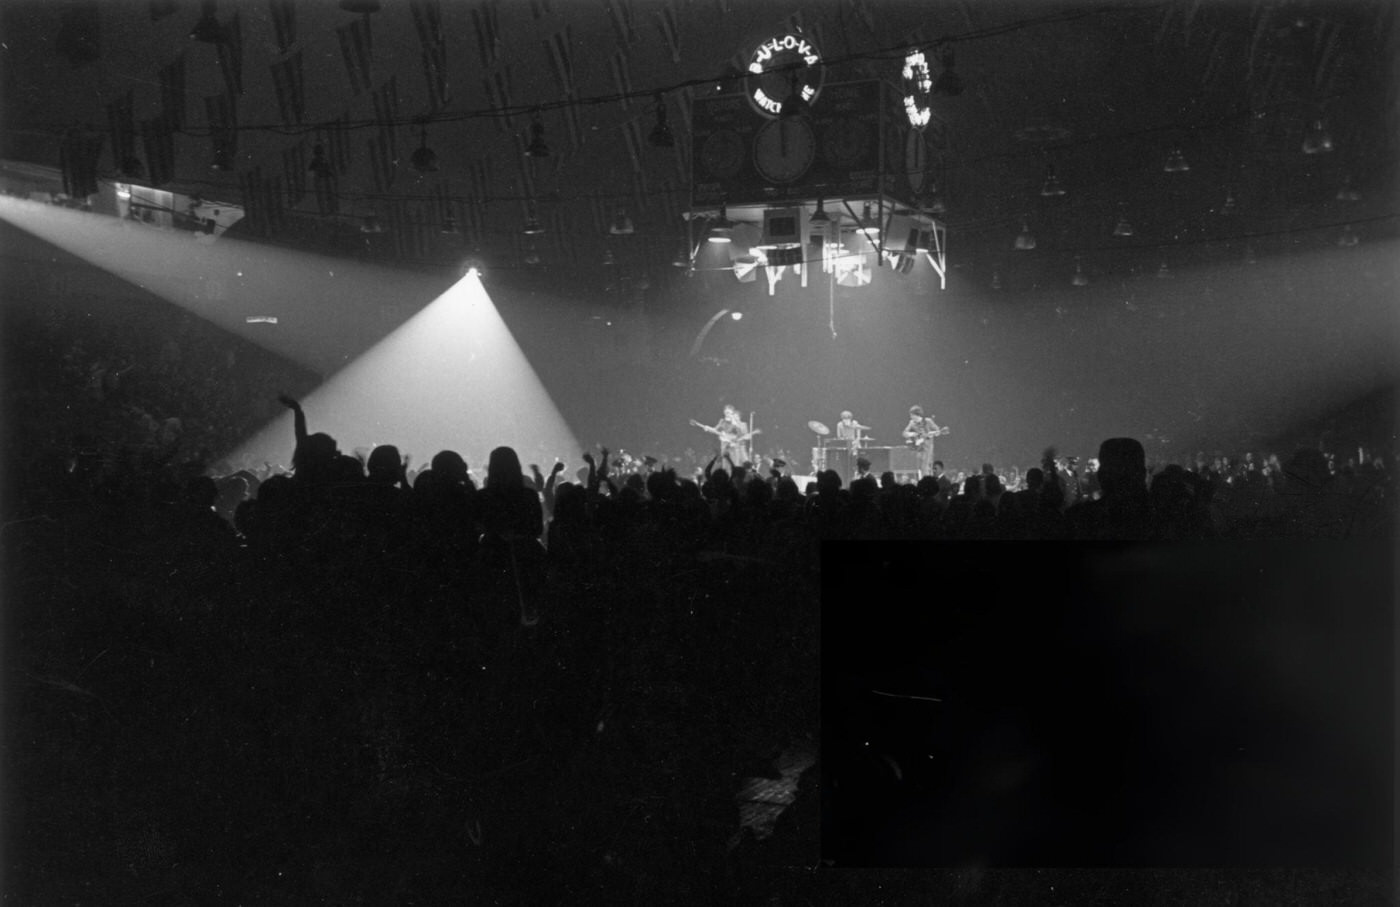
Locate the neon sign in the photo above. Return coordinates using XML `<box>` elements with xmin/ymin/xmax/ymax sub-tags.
<box><xmin>902</xmin><ymin>50</ymin><xmax>933</xmax><ymax>130</ymax></box>
<box><xmin>745</xmin><ymin>33</ymin><xmax>824</xmax><ymax>119</ymax></box>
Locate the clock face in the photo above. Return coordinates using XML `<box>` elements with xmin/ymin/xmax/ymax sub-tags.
<box><xmin>823</xmin><ymin>120</ymin><xmax>870</xmax><ymax>168</ymax></box>
<box><xmin>753</xmin><ymin>118</ymin><xmax>816</xmax><ymax>184</ymax></box>
<box><xmin>699</xmin><ymin>129</ymin><xmax>746</xmax><ymax>180</ymax></box>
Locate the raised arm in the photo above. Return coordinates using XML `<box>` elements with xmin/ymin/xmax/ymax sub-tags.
<box><xmin>278</xmin><ymin>393</ymin><xmax>307</xmax><ymax>447</ymax></box>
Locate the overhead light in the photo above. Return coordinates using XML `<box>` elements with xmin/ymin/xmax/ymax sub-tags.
<box><xmin>707</xmin><ymin>205</ymin><xmax>735</xmax><ymax>243</ymax></box>
<box><xmin>523</xmin><ymin>214</ymin><xmax>545</xmax><ymax>235</ymax></box>
<box><xmin>1336</xmin><ymin>177</ymin><xmax>1361</xmax><ymax>202</ymax></box>
<box><xmin>648</xmin><ymin>94</ymin><xmax>674</xmax><ymax>147</ymax></box>
<box><xmin>1302</xmin><ymin>119</ymin><xmax>1333</xmax><ymax>155</ymax></box>
<box><xmin>209</xmin><ymin>147</ymin><xmax>233</xmax><ymax>171</ymax></box>
<box><xmin>525</xmin><ymin>115</ymin><xmax>549</xmax><ymax>158</ymax></box>
<box><xmin>361</xmin><ymin>215</ymin><xmax>385</xmax><ymax>234</ymax></box>
<box><xmin>1040</xmin><ymin>164</ymin><xmax>1065</xmax><ymax>197</ymax></box>
<box><xmin>809</xmin><ymin>197</ymin><xmax>830</xmax><ymax>226</ymax></box>
<box><xmin>440</xmin><ymin>215</ymin><xmax>459</xmax><ymax>235</ymax></box>
<box><xmin>780</xmin><ymin>70</ymin><xmax>813</xmax><ymax>119</ymax></box>
<box><xmin>1071</xmin><ymin>258</ymin><xmax>1088</xmax><ymax>286</ymax></box>
<box><xmin>308</xmin><ymin>143</ymin><xmax>334</xmax><ymax>179</ymax></box>
<box><xmin>1113</xmin><ymin>215</ymin><xmax>1134</xmax><ymax>237</ymax></box>
<box><xmin>990</xmin><ymin>270</ymin><xmax>1002</xmax><ymax>290</ymax></box>
<box><xmin>1156</xmin><ymin>259</ymin><xmax>1171</xmax><ymax>278</ymax></box>
<box><xmin>411</xmin><ymin>124</ymin><xmax>438</xmax><ymax>173</ymax></box>
<box><xmin>1220</xmin><ymin>191</ymin><xmax>1237</xmax><ymax>215</ymax></box>
<box><xmin>1163</xmin><ymin>148</ymin><xmax>1190</xmax><ymax>172</ymax></box>
<box><xmin>609</xmin><ymin>209</ymin><xmax>635</xmax><ymax>235</ymax></box>
<box><xmin>1014</xmin><ymin>217</ymin><xmax>1035</xmax><ymax>250</ymax></box>
<box><xmin>934</xmin><ymin>49</ymin><xmax>962</xmax><ymax>97</ymax></box>
<box><xmin>189</xmin><ymin>0</ymin><xmax>225</xmax><ymax>43</ymax></box>
<box><xmin>524</xmin><ymin>247</ymin><xmax>541</xmax><ymax>265</ymax></box>
<box><xmin>857</xmin><ymin>203</ymin><xmax>880</xmax><ymax>239</ymax></box>
<box><xmin>601</xmin><ymin>248</ymin><xmax>616</xmax><ymax>266</ymax></box>
<box><xmin>1244</xmin><ymin>241</ymin><xmax>1258</xmax><ymax>265</ymax></box>
<box><xmin>1336</xmin><ymin>225</ymin><xmax>1359</xmax><ymax>247</ymax></box>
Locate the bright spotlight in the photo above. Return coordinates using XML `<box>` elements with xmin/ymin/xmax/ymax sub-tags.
<box><xmin>228</xmin><ymin>273</ymin><xmax>578</xmax><ymax>472</ymax></box>
<box><xmin>730</xmin><ymin>311</ymin><xmax>743</xmax><ymax>320</ymax></box>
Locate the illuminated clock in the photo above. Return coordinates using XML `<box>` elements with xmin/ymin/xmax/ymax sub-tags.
<box><xmin>753</xmin><ymin>118</ymin><xmax>816</xmax><ymax>183</ymax></box>
<box><xmin>699</xmin><ymin>129</ymin><xmax>746</xmax><ymax>179</ymax></box>
<box><xmin>902</xmin><ymin>49</ymin><xmax>933</xmax><ymax>130</ymax></box>
<box><xmin>744</xmin><ymin>32</ymin><xmax>825</xmax><ymax>119</ymax></box>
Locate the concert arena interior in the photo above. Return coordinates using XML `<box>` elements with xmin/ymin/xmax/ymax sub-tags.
<box><xmin>2</xmin><ymin>1</ymin><xmax>1395</xmax><ymax>902</ymax></box>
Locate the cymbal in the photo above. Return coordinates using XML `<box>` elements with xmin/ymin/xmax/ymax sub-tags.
<box><xmin>808</xmin><ymin>420</ymin><xmax>830</xmax><ymax>435</ymax></box>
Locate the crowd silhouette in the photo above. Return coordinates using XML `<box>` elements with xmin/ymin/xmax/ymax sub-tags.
<box><xmin>4</xmin><ymin>274</ymin><xmax>1394</xmax><ymax>901</ymax></box>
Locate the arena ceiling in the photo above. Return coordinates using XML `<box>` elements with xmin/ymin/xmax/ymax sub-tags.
<box><xmin>1</xmin><ymin>0</ymin><xmax>1395</xmax><ymax>293</ymax></box>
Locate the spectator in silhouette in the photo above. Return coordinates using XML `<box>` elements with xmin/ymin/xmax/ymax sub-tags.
<box><xmin>1068</xmin><ymin>437</ymin><xmax>1155</xmax><ymax>540</ymax></box>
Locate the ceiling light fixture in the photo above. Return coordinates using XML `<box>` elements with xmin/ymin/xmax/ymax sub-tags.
<box><xmin>525</xmin><ymin>114</ymin><xmax>550</xmax><ymax>158</ymax></box>
<box><xmin>1335</xmin><ymin>177</ymin><xmax>1360</xmax><ymax>202</ymax></box>
<box><xmin>308</xmin><ymin>143</ymin><xmax>334</xmax><ymax>179</ymax></box>
<box><xmin>1113</xmin><ymin>215</ymin><xmax>1134</xmax><ymax>237</ymax></box>
<box><xmin>1163</xmin><ymin>148</ymin><xmax>1190</xmax><ymax>173</ymax></box>
<box><xmin>360</xmin><ymin>214</ymin><xmax>385</xmax><ymax>234</ymax></box>
<box><xmin>440</xmin><ymin>214</ymin><xmax>459</xmax><ymax>235</ymax></box>
<box><xmin>1040</xmin><ymin>164</ymin><xmax>1065</xmax><ymax>197</ymax></box>
<box><xmin>1336</xmin><ymin>224</ymin><xmax>1359</xmax><ymax>247</ymax></box>
<box><xmin>990</xmin><ymin>270</ymin><xmax>1002</xmax><ymax>290</ymax></box>
<box><xmin>857</xmin><ymin>202</ymin><xmax>881</xmax><ymax>239</ymax></box>
<box><xmin>648</xmin><ymin>94</ymin><xmax>674</xmax><ymax>147</ymax></box>
<box><xmin>780</xmin><ymin>69</ymin><xmax>813</xmax><ymax>119</ymax></box>
<box><xmin>1301</xmin><ymin>119</ymin><xmax>1333</xmax><ymax>155</ymax></box>
<box><xmin>1071</xmin><ymin>258</ymin><xmax>1088</xmax><ymax>286</ymax></box>
<box><xmin>1220</xmin><ymin>191</ymin><xmax>1237</xmax><ymax>215</ymax></box>
<box><xmin>809</xmin><ymin>197</ymin><xmax>830</xmax><ymax>226</ymax></box>
<box><xmin>934</xmin><ymin>49</ymin><xmax>963</xmax><ymax>97</ymax></box>
<box><xmin>707</xmin><ymin>205</ymin><xmax>735</xmax><ymax>243</ymax></box>
<box><xmin>609</xmin><ymin>209</ymin><xmax>635</xmax><ymax>235</ymax></box>
<box><xmin>1014</xmin><ymin>217</ymin><xmax>1035</xmax><ymax>250</ymax></box>
<box><xmin>189</xmin><ymin>0</ymin><xmax>226</xmax><ymax>43</ymax></box>
<box><xmin>410</xmin><ymin>122</ymin><xmax>438</xmax><ymax>173</ymax></box>
<box><xmin>1156</xmin><ymin>259</ymin><xmax>1171</xmax><ymax>279</ymax></box>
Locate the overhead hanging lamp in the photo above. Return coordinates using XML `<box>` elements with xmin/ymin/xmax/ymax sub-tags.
<box><xmin>1014</xmin><ymin>217</ymin><xmax>1036</xmax><ymax>250</ymax></box>
<box><xmin>189</xmin><ymin>0</ymin><xmax>226</xmax><ymax>43</ymax></box>
<box><xmin>525</xmin><ymin>114</ymin><xmax>550</xmax><ymax>158</ymax></box>
<box><xmin>707</xmin><ymin>205</ymin><xmax>735</xmax><ymax>243</ymax></box>
<box><xmin>410</xmin><ymin>123</ymin><xmax>438</xmax><ymax>173</ymax></box>
<box><xmin>648</xmin><ymin>94</ymin><xmax>675</xmax><ymax>147</ymax></box>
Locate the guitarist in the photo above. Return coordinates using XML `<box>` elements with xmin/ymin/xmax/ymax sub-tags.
<box><xmin>901</xmin><ymin>405</ymin><xmax>949</xmax><ymax>478</ymax></box>
<box><xmin>692</xmin><ymin>404</ymin><xmax>758</xmax><ymax>466</ymax></box>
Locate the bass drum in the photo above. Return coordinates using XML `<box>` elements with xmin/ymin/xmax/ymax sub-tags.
<box><xmin>811</xmin><ymin>446</ymin><xmax>827</xmax><ymax>474</ymax></box>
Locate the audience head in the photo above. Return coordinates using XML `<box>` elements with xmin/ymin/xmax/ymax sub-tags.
<box><xmin>430</xmin><ymin>450</ymin><xmax>469</xmax><ymax>486</ymax></box>
<box><xmin>366</xmin><ymin>444</ymin><xmax>402</xmax><ymax>484</ymax></box>
<box><xmin>1096</xmin><ymin>437</ymin><xmax>1148</xmax><ymax>499</ymax></box>
<box><xmin>485</xmin><ymin>446</ymin><xmax>525</xmax><ymax>491</ymax></box>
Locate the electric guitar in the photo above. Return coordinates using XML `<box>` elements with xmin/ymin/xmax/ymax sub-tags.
<box><xmin>902</xmin><ymin>424</ymin><xmax>951</xmax><ymax>449</ymax></box>
<box><xmin>690</xmin><ymin>419</ymin><xmax>762</xmax><ymax>445</ymax></box>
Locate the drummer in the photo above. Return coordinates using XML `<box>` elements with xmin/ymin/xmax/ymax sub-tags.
<box><xmin>835</xmin><ymin>411</ymin><xmax>872</xmax><ymax>451</ymax></box>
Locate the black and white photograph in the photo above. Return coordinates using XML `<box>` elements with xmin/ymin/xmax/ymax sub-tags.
<box><xmin>1</xmin><ymin>0</ymin><xmax>1394</xmax><ymax>902</ymax></box>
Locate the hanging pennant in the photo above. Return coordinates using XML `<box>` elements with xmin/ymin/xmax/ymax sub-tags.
<box><xmin>269</xmin><ymin>0</ymin><xmax>296</xmax><ymax>53</ymax></box>
<box><xmin>371</xmin><ymin>76</ymin><xmax>399</xmax><ymax>144</ymax></box>
<box><xmin>604</xmin><ymin>0</ymin><xmax>637</xmax><ymax>47</ymax></box>
<box><xmin>270</xmin><ymin>49</ymin><xmax>305</xmax><ymax>126</ymax></box>
<box><xmin>544</xmin><ymin>28</ymin><xmax>574</xmax><ymax>97</ymax></box>
<box><xmin>654</xmin><ymin>4</ymin><xmax>681</xmax><ymax>64</ymax></box>
<box><xmin>159</xmin><ymin>55</ymin><xmax>187</xmax><ymax>131</ymax></box>
<box><xmin>337</xmin><ymin>16</ymin><xmax>374</xmax><ymax>96</ymax></box>
<box><xmin>367</xmin><ymin>132</ymin><xmax>396</xmax><ymax>193</ymax></box>
<box><xmin>217</xmin><ymin>12</ymin><xmax>243</xmax><ymax>96</ymax></box>
<box><xmin>471</xmin><ymin>2</ymin><xmax>502</xmax><ymax>71</ymax></box>
<box><xmin>482</xmin><ymin>67</ymin><xmax>514</xmax><ymax>133</ymax></box>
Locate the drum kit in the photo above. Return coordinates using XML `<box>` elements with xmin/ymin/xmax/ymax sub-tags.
<box><xmin>808</xmin><ymin>420</ymin><xmax>884</xmax><ymax>478</ymax></box>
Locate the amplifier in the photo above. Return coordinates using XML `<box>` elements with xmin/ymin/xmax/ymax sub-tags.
<box><xmin>890</xmin><ymin>447</ymin><xmax>922</xmax><ymax>472</ymax></box>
